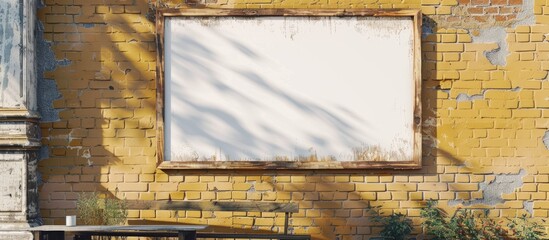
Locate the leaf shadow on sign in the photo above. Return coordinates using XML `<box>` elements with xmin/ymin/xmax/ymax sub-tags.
<box><xmin>166</xmin><ymin>24</ymin><xmax>398</xmax><ymax>162</ymax></box>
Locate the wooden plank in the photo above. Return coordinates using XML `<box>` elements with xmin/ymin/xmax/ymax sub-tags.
<box><xmin>158</xmin><ymin>160</ymin><xmax>421</xmax><ymax>170</ymax></box>
<box><xmin>155</xmin><ymin>8</ymin><xmax>166</xmax><ymax>165</ymax></box>
<box><xmin>197</xmin><ymin>233</ymin><xmax>311</xmax><ymax>239</ymax></box>
<box><xmin>39</xmin><ymin>231</ymin><xmax>65</xmax><ymax>240</ymax></box>
<box><xmin>159</xmin><ymin>8</ymin><xmax>420</xmax><ymax>17</ymax></box>
<box><xmin>30</xmin><ymin>225</ymin><xmax>207</xmax><ymax>232</ymax></box>
<box><xmin>126</xmin><ymin>201</ymin><xmax>299</xmax><ymax>213</ymax></box>
<box><xmin>412</xmin><ymin>9</ymin><xmax>423</xmax><ymax>169</ymax></box>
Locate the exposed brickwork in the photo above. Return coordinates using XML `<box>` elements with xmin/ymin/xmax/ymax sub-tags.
<box><xmin>37</xmin><ymin>0</ymin><xmax>549</xmax><ymax>239</ymax></box>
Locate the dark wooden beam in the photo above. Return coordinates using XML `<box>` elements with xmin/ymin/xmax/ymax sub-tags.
<box><xmin>127</xmin><ymin>200</ymin><xmax>299</xmax><ymax>213</ymax></box>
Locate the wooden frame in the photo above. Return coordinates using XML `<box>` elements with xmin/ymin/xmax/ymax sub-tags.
<box><xmin>156</xmin><ymin>8</ymin><xmax>422</xmax><ymax>170</ymax></box>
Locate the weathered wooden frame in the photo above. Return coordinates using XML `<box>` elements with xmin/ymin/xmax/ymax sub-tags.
<box><xmin>156</xmin><ymin>8</ymin><xmax>422</xmax><ymax>170</ymax></box>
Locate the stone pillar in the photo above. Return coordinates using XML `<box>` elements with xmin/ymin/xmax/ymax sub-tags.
<box><xmin>0</xmin><ymin>0</ymin><xmax>40</xmax><ymax>239</ymax></box>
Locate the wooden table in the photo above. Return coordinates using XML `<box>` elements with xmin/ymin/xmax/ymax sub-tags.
<box><xmin>30</xmin><ymin>225</ymin><xmax>207</xmax><ymax>240</ymax></box>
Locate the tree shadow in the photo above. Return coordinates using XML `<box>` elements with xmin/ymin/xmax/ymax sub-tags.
<box><xmin>34</xmin><ymin>2</ymin><xmax>498</xmax><ymax>240</ymax></box>
<box><xmin>37</xmin><ymin>0</ymin><xmax>157</xmax><ymax>225</ymax></box>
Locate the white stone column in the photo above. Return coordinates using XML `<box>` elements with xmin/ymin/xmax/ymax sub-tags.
<box><xmin>0</xmin><ymin>0</ymin><xmax>40</xmax><ymax>238</ymax></box>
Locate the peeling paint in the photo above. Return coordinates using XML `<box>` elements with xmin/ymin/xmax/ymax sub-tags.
<box><xmin>36</xmin><ymin>15</ymin><xmax>63</xmax><ymax>122</ymax></box>
<box><xmin>543</xmin><ymin>130</ymin><xmax>549</xmax><ymax>150</ymax></box>
<box><xmin>0</xmin><ymin>0</ymin><xmax>24</xmax><ymax>108</ymax></box>
<box><xmin>523</xmin><ymin>201</ymin><xmax>533</xmax><ymax>215</ymax></box>
<box><xmin>514</xmin><ymin>0</ymin><xmax>535</xmax><ymax>26</ymax></box>
<box><xmin>421</xmin><ymin>16</ymin><xmax>436</xmax><ymax>38</ymax></box>
<box><xmin>456</xmin><ymin>91</ymin><xmax>486</xmax><ymax>102</ymax></box>
<box><xmin>449</xmin><ymin>169</ymin><xmax>527</xmax><ymax>206</ymax></box>
<box><xmin>454</xmin><ymin>87</ymin><xmax>521</xmax><ymax>102</ymax></box>
<box><xmin>472</xmin><ymin>27</ymin><xmax>508</xmax><ymax>66</ymax></box>
<box><xmin>471</xmin><ymin>0</ymin><xmax>535</xmax><ymax>66</ymax></box>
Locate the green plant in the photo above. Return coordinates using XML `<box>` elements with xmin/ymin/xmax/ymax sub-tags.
<box><xmin>449</xmin><ymin>208</ymin><xmax>504</xmax><ymax>240</ymax></box>
<box><xmin>368</xmin><ymin>206</ymin><xmax>413</xmax><ymax>240</ymax></box>
<box><xmin>77</xmin><ymin>192</ymin><xmax>128</xmax><ymax>225</ymax></box>
<box><xmin>419</xmin><ymin>200</ymin><xmax>457</xmax><ymax>240</ymax></box>
<box><xmin>420</xmin><ymin>200</ymin><xmax>505</xmax><ymax>240</ymax></box>
<box><xmin>420</xmin><ymin>200</ymin><xmax>546</xmax><ymax>240</ymax></box>
<box><xmin>507</xmin><ymin>214</ymin><xmax>546</xmax><ymax>240</ymax></box>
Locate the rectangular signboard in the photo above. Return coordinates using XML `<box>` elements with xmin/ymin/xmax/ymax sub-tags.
<box><xmin>157</xmin><ymin>9</ymin><xmax>422</xmax><ymax>169</ymax></box>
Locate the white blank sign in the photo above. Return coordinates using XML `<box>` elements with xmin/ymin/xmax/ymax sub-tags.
<box><xmin>163</xmin><ymin>13</ymin><xmax>419</xmax><ymax>165</ymax></box>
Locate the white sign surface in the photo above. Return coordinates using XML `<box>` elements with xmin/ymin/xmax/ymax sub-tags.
<box><xmin>164</xmin><ymin>16</ymin><xmax>415</xmax><ymax>162</ymax></box>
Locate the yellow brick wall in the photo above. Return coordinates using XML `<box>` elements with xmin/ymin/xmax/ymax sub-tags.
<box><xmin>37</xmin><ymin>0</ymin><xmax>549</xmax><ymax>239</ymax></box>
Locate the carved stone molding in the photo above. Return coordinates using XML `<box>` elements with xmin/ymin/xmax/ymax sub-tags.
<box><xmin>0</xmin><ymin>0</ymin><xmax>41</xmax><ymax>236</ymax></box>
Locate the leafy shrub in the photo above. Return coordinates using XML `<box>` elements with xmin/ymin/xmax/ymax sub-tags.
<box><xmin>77</xmin><ymin>192</ymin><xmax>128</xmax><ymax>225</ymax></box>
<box><xmin>507</xmin><ymin>214</ymin><xmax>546</xmax><ymax>240</ymax></box>
<box><xmin>420</xmin><ymin>200</ymin><xmax>546</xmax><ymax>240</ymax></box>
<box><xmin>368</xmin><ymin>206</ymin><xmax>413</xmax><ymax>240</ymax></box>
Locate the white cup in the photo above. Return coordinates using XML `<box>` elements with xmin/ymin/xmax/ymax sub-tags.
<box><xmin>66</xmin><ymin>215</ymin><xmax>76</xmax><ymax>227</ymax></box>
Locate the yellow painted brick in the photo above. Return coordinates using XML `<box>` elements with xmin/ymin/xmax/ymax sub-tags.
<box><xmin>140</xmin><ymin>210</ymin><xmax>155</xmax><ymax>218</ymax></box>
<box><xmin>449</xmin><ymin>109</ymin><xmax>479</xmax><ymax>118</ymax></box>
<box><xmin>208</xmin><ymin>182</ymin><xmax>233</xmax><ymax>191</ymax></box>
<box><xmin>409</xmin><ymin>192</ymin><xmax>423</xmax><ymax>200</ymax></box>
<box><xmin>284</xmin><ymin>183</ymin><xmax>315</xmax><ymax>191</ymax></box>
<box><xmin>453</xmin><ymin>81</ymin><xmax>481</xmax><ymax>89</ymax></box>
<box><xmin>421</xmin><ymin>6</ymin><xmax>436</xmax><ymax>14</ymax></box>
<box><xmin>149</xmin><ymin>183</ymin><xmax>177</xmax><ymax>192</ymax></box>
<box><xmin>449</xmin><ymin>183</ymin><xmax>479</xmax><ymax>191</ymax></box>
<box><xmin>200</xmin><ymin>176</ymin><xmax>215</xmax><ymax>182</ymax></box>
<box><xmin>316</xmin><ymin>183</ymin><xmax>355</xmax><ymax>192</ymax></box>
<box><xmin>417</xmin><ymin>183</ymin><xmax>448</xmax><ymax>191</ymax></box>
<box><xmin>534</xmin><ymin>201</ymin><xmax>549</xmax><ymax>209</ymax></box>
<box><xmin>424</xmin><ymin>192</ymin><xmax>439</xmax><ymax>200</ymax></box>
<box><xmin>334</xmin><ymin>176</ymin><xmax>350</xmax><ymax>182</ymax></box>
<box><xmin>117</xmin><ymin>183</ymin><xmax>148</xmax><ymax>192</ymax></box>
<box><xmin>437</xmin><ymin>43</ymin><xmax>464</xmax><ymax>52</ymax></box>
<box><xmin>387</xmin><ymin>183</ymin><xmax>417</xmax><ymax>191</ymax></box>
<box><xmin>509</xmin><ymin>43</ymin><xmax>536</xmax><ymax>52</ymax></box>
<box><xmin>480</xmin><ymin>109</ymin><xmax>512</xmax><ymax>118</ymax></box>
<box><xmin>233</xmin><ymin>183</ymin><xmax>252</xmax><ymax>191</ymax></box>
<box><xmin>534</xmin><ymin>90</ymin><xmax>549</xmax><ymax>107</ymax></box>
<box><xmin>533</xmin><ymin>210</ymin><xmax>548</xmax><ymax>218</ymax></box>
<box><xmin>513</xmin><ymin>109</ymin><xmax>542</xmax><ymax>118</ymax></box>
<box><xmin>359</xmin><ymin>192</ymin><xmax>377</xmax><ymax>200</ymax></box>
<box><xmin>465</xmin><ymin>43</ymin><xmax>499</xmax><ymax>51</ymax></box>
<box><xmin>377</xmin><ymin>192</ymin><xmax>392</xmax><ymax>200</ymax></box>
<box><xmin>436</xmin><ymin>6</ymin><xmax>452</xmax><ymax>14</ymax></box>
<box><xmin>290</xmin><ymin>176</ymin><xmax>307</xmax><ymax>183</ymax></box>
<box><xmin>356</xmin><ymin>183</ymin><xmax>386</xmax><ymax>192</ymax></box>
<box><xmin>123</xmin><ymin>173</ymin><xmax>138</xmax><ymax>183</ymax></box>
<box><xmin>217</xmin><ymin>191</ymin><xmax>232</xmax><ymax>200</ymax></box>
<box><xmin>178</xmin><ymin>183</ymin><xmax>207</xmax><ymax>191</ymax></box>
<box><xmin>232</xmin><ymin>192</ymin><xmax>247</xmax><ymax>200</ymax></box>
<box><xmin>515</xmin><ymin>26</ymin><xmax>531</xmax><ymax>33</ymax></box>
<box><xmin>455</xmin><ymin>34</ymin><xmax>472</xmax><ymax>44</ymax></box>
<box><xmin>394</xmin><ymin>176</ymin><xmax>409</xmax><ymax>182</ymax></box>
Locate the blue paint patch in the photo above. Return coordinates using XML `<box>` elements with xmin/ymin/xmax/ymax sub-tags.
<box><xmin>36</xmin><ymin>0</ymin><xmax>44</xmax><ymax>8</ymax></box>
<box><xmin>37</xmin><ymin>79</ymin><xmax>61</xmax><ymax>122</ymax></box>
<box><xmin>36</xmin><ymin>21</ymin><xmax>56</xmax><ymax>74</ymax></box>
<box><xmin>38</xmin><ymin>146</ymin><xmax>49</xmax><ymax>161</ymax></box>
<box><xmin>82</xmin><ymin>23</ymin><xmax>95</xmax><ymax>28</ymax></box>
<box><xmin>56</xmin><ymin>58</ymin><xmax>71</xmax><ymax>66</ymax></box>
<box><xmin>35</xmin><ymin>168</ymin><xmax>43</xmax><ymax>186</ymax></box>
<box><xmin>421</xmin><ymin>16</ymin><xmax>436</xmax><ymax>39</ymax></box>
<box><xmin>36</xmin><ymin>18</ymin><xmax>64</xmax><ymax>122</ymax></box>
